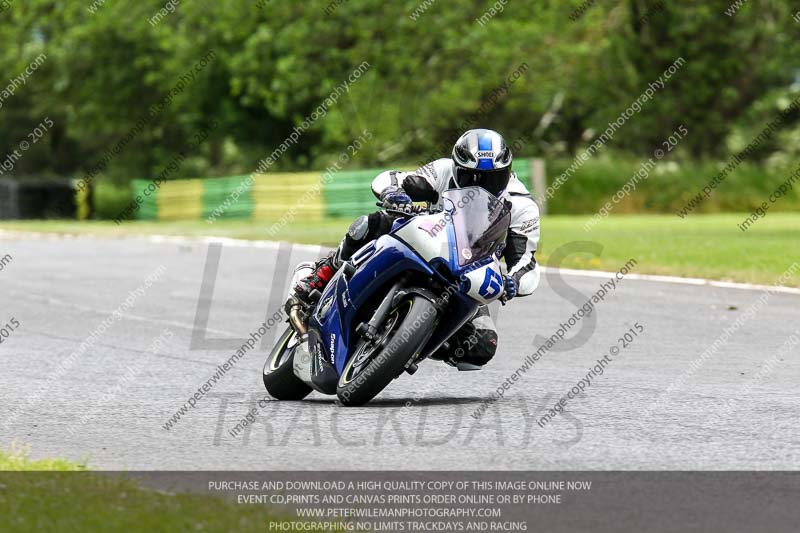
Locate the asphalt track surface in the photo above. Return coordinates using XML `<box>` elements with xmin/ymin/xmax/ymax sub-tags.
<box><xmin>1</xmin><ymin>233</ymin><xmax>798</xmax><ymax>470</ymax></box>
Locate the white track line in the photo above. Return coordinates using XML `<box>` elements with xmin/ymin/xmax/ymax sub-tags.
<box><xmin>542</xmin><ymin>267</ymin><xmax>800</xmax><ymax>295</ymax></box>
<box><xmin>3</xmin><ymin>230</ymin><xmax>799</xmax><ymax>295</ymax></box>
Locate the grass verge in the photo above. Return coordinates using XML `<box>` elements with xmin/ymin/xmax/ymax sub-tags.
<box><xmin>1</xmin><ymin>213</ymin><xmax>798</xmax><ymax>286</ymax></box>
<box><xmin>0</xmin><ymin>448</ymin><xmax>87</xmax><ymax>471</ymax></box>
<box><xmin>0</xmin><ymin>449</ymin><xmax>308</xmax><ymax>532</ymax></box>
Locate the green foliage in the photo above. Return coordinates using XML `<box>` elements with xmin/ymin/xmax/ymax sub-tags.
<box><xmin>92</xmin><ymin>179</ymin><xmax>134</xmax><ymax>220</ymax></box>
<box><xmin>547</xmin><ymin>155</ymin><xmax>800</xmax><ymax>215</ymax></box>
<box><xmin>0</xmin><ymin>0</ymin><xmax>798</xmax><ymax>196</ymax></box>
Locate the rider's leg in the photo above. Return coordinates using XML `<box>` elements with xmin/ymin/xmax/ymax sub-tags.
<box><xmin>293</xmin><ymin>211</ymin><xmax>395</xmax><ymax>303</ymax></box>
<box><xmin>289</xmin><ymin>211</ymin><xmax>398</xmax><ymax>382</ymax></box>
<box><xmin>339</xmin><ymin>211</ymin><xmax>396</xmax><ymax>261</ymax></box>
<box><xmin>430</xmin><ymin>306</ymin><xmax>498</xmax><ymax>370</ymax></box>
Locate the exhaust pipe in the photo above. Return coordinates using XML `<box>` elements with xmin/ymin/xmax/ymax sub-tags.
<box><xmin>288</xmin><ymin>303</ymin><xmax>308</xmax><ymax>336</ymax></box>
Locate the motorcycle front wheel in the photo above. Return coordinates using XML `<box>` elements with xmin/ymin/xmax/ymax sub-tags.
<box><xmin>337</xmin><ymin>294</ymin><xmax>437</xmax><ymax>406</ymax></box>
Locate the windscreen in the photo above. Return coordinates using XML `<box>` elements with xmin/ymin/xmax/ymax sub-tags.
<box><xmin>441</xmin><ymin>187</ymin><xmax>511</xmax><ymax>266</ymax></box>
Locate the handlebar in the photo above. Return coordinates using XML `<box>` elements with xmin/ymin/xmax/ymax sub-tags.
<box><xmin>374</xmin><ymin>201</ymin><xmax>433</xmax><ymax>217</ymax></box>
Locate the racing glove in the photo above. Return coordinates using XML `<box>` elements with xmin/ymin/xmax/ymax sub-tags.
<box><xmin>379</xmin><ymin>186</ymin><xmax>412</xmax><ymax>207</ymax></box>
<box><xmin>501</xmin><ymin>275</ymin><xmax>517</xmax><ymax>302</ymax></box>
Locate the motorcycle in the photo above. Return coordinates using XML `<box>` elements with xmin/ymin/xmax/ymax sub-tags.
<box><xmin>263</xmin><ymin>186</ymin><xmax>511</xmax><ymax>406</ymax></box>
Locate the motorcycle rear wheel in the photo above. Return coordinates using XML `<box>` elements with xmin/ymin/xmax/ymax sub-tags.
<box><xmin>263</xmin><ymin>326</ymin><xmax>313</xmax><ymax>400</ymax></box>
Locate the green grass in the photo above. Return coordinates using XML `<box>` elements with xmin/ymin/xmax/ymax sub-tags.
<box><xmin>0</xmin><ymin>447</ymin><xmax>87</xmax><ymax>471</ymax></box>
<box><xmin>546</xmin><ymin>213</ymin><xmax>800</xmax><ymax>286</ymax></box>
<box><xmin>2</xmin><ymin>213</ymin><xmax>798</xmax><ymax>286</ymax></box>
<box><xmin>0</xmin><ymin>449</ymin><xmax>315</xmax><ymax>532</ymax></box>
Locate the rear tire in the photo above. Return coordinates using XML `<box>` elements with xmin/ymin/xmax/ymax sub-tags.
<box><xmin>263</xmin><ymin>326</ymin><xmax>313</xmax><ymax>400</ymax></box>
<box><xmin>337</xmin><ymin>295</ymin><xmax>436</xmax><ymax>406</ymax></box>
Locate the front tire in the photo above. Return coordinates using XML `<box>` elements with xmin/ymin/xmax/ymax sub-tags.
<box><xmin>263</xmin><ymin>326</ymin><xmax>313</xmax><ymax>400</ymax></box>
<box><xmin>337</xmin><ymin>295</ymin><xmax>437</xmax><ymax>406</ymax></box>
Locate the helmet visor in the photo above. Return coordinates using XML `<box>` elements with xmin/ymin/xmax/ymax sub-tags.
<box><xmin>455</xmin><ymin>166</ymin><xmax>511</xmax><ymax>197</ymax></box>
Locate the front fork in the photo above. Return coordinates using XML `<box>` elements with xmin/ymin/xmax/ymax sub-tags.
<box><xmin>355</xmin><ymin>278</ymin><xmax>406</xmax><ymax>341</ymax></box>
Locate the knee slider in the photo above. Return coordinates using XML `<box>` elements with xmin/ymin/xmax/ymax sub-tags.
<box><xmin>459</xmin><ymin>329</ymin><xmax>498</xmax><ymax>367</ymax></box>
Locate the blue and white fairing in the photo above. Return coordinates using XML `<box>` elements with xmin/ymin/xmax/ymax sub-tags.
<box><xmin>306</xmin><ymin>187</ymin><xmax>511</xmax><ymax>394</ymax></box>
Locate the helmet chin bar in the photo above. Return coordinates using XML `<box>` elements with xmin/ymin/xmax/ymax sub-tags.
<box><xmin>454</xmin><ymin>165</ymin><xmax>511</xmax><ymax>197</ymax></box>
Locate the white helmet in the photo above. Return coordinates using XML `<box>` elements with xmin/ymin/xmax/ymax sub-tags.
<box><xmin>451</xmin><ymin>128</ymin><xmax>512</xmax><ymax>196</ymax></box>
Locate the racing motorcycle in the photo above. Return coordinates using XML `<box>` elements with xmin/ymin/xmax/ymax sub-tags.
<box><xmin>263</xmin><ymin>186</ymin><xmax>511</xmax><ymax>406</ymax></box>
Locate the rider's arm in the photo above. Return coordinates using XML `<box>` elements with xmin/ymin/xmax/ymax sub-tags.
<box><xmin>371</xmin><ymin>160</ymin><xmax>446</xmax><ymax>203</ymax></box>
<box><xmin>504</xmin><ymin>193</ymin><xmax>541</xmax><ymax>297</ymax></box>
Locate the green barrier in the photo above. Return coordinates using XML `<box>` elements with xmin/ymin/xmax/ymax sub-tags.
<box><xmin>322</xmin><ymin>159</ymin><xmax>532</xmax><ymax>218</ymax></box>
<box><xmin>323</xmin><ymin>168</ymin><xmax>383</xmax><ymax>218</ymax></box>
<box><xmin>131</xmin><ymin>179</ymin><xmax>159</xmax><ymax>220</ymax></box>
<box><xmin>130</xmin><ymin>158</ymin><xmax>537</xmax><ymax>221</ymax></box>
<box><xmin>515</xmin><ymin>158</ymin><xmax>531</xmax><ymax>183</ymax></box>
<box><xmin>202</xmin><ymin>175</ymin><xmax>253</xmax><ymax>220</ymax></box>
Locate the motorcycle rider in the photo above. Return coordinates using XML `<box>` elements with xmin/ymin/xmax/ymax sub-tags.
<box><xmin>292</xmin><ymin>129</ymin><xmax>541</xmax><ymax>370</ymax></box>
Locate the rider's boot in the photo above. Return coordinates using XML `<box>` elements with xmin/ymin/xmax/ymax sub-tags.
<box><xmin>292</xmin><ymin>249</ymin><xmax>342</xmax><ymax>306</ymax></box>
